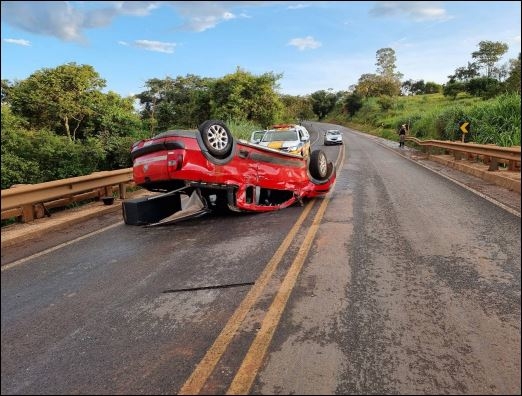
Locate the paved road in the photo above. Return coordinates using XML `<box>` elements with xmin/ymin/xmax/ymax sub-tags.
<box><xmin>253</xmin><ymin>124</ymin><xmax>520</xmax><ymax>394</ymax></box>
<box><xmin>1</xmin><ymin>123</ymin><xmax>520</xmax><ymax>395</ymax></box>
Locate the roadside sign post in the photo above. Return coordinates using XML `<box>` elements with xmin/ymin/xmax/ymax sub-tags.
<box><xmin>459</xmin><ymin>121</ymin><xmax>470</xmax><ymax>142</ymax></box>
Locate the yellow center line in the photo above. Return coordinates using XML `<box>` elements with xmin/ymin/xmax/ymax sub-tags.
<box><xmin>225</xmin><ymin>194</ymin><xmax>331</xmax><ymax>395</ymax></box>
<box><xmin>226</xmin><ymin>140</ymin><xmax>344</xmax><ymax>395</ymax></box>
<box><xmin>178</xmin><ymin>200</ymin><xmax>316</xmax><ymax>395</ymax></box>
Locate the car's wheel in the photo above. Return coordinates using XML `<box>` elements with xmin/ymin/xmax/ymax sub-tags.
<box><xmin>309</xmin><ymin>149</ymin><xmax>329</xmax><ymax>180</ymax></box>
<box><xmin>198</xmin><ymin>120</ymin><xmax>233</xmax><ymax>158</ymax></box>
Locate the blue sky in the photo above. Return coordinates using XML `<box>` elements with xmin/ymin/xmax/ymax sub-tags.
<box><xmin>1</xmin><ymin>1</ymin><xmax>520</xmax><ymax>98</ymax></box>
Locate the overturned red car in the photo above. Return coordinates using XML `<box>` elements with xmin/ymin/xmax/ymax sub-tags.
<box><xmin>123</xmin><ymin>120</ymin><xmax>336</xmax><ymax>225</ymax></box>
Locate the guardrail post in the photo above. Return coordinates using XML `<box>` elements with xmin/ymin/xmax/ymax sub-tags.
<box><xmin>119</xmin><ymin>183</ymin><xmax>126</xmax><ymax>199</ymax></box>
<box><xmin>21</xmin><ymin>204</ymin><xmax>34</xmax><ymax>223</ymax></box>
<box><xmin>488</xmin><ymin>157</ymin><xmax>499</xmax><ymax>171</ymax></box>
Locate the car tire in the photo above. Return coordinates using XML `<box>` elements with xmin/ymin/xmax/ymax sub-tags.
<box><xmin>198</xmin><ymin>120</ymin><xmax>234</xmax><ymax>158</ymax></box>
<box><xmin>309</xmin><ymin>149</ymin><xmax>329</xmax><ymax>180</ymax></box>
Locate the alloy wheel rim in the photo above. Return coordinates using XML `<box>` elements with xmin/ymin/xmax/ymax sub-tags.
<box><xmin>207</xmin><ymin>125</ymin><xmax>228</xmax><ymax>150</ymax></box>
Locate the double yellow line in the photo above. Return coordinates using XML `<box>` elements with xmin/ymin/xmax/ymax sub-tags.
<box><xmin>179</xmin><ymin>144</ymin><xmax>344</xmax><ymax>394</ymax></box>
<box><xmin>227</xmin><ymin>196</ymin><xmax>331</xmax><ymax>394</ymax></box>
<box><xmin>177</xmin><ymin>198</ymin><xmax>314</xmax><ymax>394</ymax></box>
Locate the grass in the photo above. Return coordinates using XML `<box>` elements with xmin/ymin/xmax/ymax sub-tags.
<box><xmin>224</xmin><ymin>119</ymin><xmax>264</xmax><ymax>141</ymax></box>
<box><xmin>327</xmin><ymin>92</ymin><xmax>521</xmax><ymax>147</ymax></box>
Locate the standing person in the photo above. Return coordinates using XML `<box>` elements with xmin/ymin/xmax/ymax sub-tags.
<box><xmin>398</xmin><ymin>124</ymin><xmax>407</xmax><ymax>148</ymax></box>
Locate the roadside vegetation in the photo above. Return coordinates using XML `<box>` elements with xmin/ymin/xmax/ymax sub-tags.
<box><xmin>1</xmin><ymin>40</ymin><xmax>520</xmax><ymax>192</ymax></box>
<box><xmin>327</xmin><ymin>91</ymin><xmax>520</xmax><ymax>146</ymax></box>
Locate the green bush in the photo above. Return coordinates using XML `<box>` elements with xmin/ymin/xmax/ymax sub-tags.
<box><xmin>1</xmin><ymin>152</ymin><xmax>42</xmax><ymax>189</ymax></box>
<box><xmin>98</xmin><ymin>131</ymin><xmax>149</xmax><ymax>170</ymax></box>
<box><xmin>1</xmin><ymin>128</ymin><xmax>106</xmax><ymax>189</ymax></box>
<box><xmin>377</xmin><ymin>96</ymin><xmax>394</xmax><ymax>111</ymax></box>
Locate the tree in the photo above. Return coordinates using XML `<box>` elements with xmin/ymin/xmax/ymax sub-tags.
<box><xmin>411</xmin><ymin>80</ymin><xmax>426</xmax><ymax>95</ymax></box>
<box><xmin>136</xmin><ymin>77</ymin><xmax>176</xmax><ymax>135</ymax></box>
<box><xmin>354</xmin><ymin>48</ymin><xmax>402</xmax><ymax>98</ymax></box>
<box><xmin>343</xmin><ymin>93</ymin><xmax>363</xmax><ymax>117</ymax></box>
<box><xmin>375</xmin><ymin>48</ymin><xmax>403</xmax><ymax>80</ymax></box>
<box><xmin>401</xmin><ymin>79</ymin><xmax>414</xmax><ymax>95</ymax></box>
<box><xmin>466</xmin><ymin>77</ymin><xmax>502</xmax><ymax>99</ymax></box>
<box><xmin>210</xmin><ymin>68</ymin><xmax>283</xmax><ymax>127</ymax></box>
<box><xmin>310</xmin><ymin>90</ymin><xmax>337</xmax><ymax>120</ymax></box>
<box><xmin>446</xmin><ymin>41</ymin><xmax>509</xmax><ymax>99</ymax></box>
<box><xmin>355</xmin><ymin>73</ymin><xmax>400</xmax><ymax>97</ymax></box>
<box><xmin>1</xmin><ymin>79</ymin><xmax>14</xmax><ymax>104</ymax></box>
<box><xmin>136</xmin><ymin>75</ymin><xmax>214</xmax><ymax>133</ymax></box>
<box><xmin>471</xmin><ymin>40</ymin><xmax>509</xmax><ymax>78</ymax></box>
<box><xmin>9</xmin><ymin>63</ymin><xmax>106</xmax><ymax>141</ymax></box>
<box><xmin>87</xmin><ymin>91</ymin><xmax>143</xmax><ymax>137</ymax></box>
<box><xmin>424</xmin><ymin>82</ymin><xmax>442</xmax><ymax>94</ymax></box>
<box><xmin>0</xmin><ymin>105</ymin><xmax>41</xmax><ymax>188</ymax></box>
<box><xmin>504</xmin><ymin>53</ymin><xmax>521</xmax><ymax>94</ymax></box>
<box><xmin>443</xmin><ymin>81</ymin><xmax>466</xmax><ymax>99</ymax></box>
<box><xmin>449</xmin><ymin>62</ymin><xmax>480</xmax><ymax>82</ymax></box>
<box><xmin>279</xmin><ymin>94</ymin><xmax>314</xmax><ymax>122</ymax></box>
<box><xmin>402</xmin><ymin>79</ymin><xmax>441</xmax><ymax>95</ymax></box>
<box><xmin>355</xmin><ymin>73</ymin><xmax>379</xmax><ymax>97</ymax></box>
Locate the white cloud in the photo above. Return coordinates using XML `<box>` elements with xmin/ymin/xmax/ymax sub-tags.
<box><xmin>287</xmin><ymin>4</ymin><xmax>310</xmax><ymax>10</ymax></box>
<box><xmin>370</xmin><ymin>1</ymin><xmax>451</xmax><ymax>22</ymax></box>
<box><xmin>0</xmin><ymin>1</ymin><xmax>161</xmax><ymax>43</ymax></box>
<box><xmin>3</xmin><ymin>38</ymin><xmax>31</xmax><ymax>46</ymax></box>
<box><xmin>181</xmin><ymin>12</ymin><xmax>237</xmax><ymax>32</ymax></box>
<box><xmin>164</xmin><ymin>1</ymin><xmax>256</xmax><ymax>32</ymax></box>
<box><xmin>0</xmin><ymin>1</ymin><xmax>262</xmax><ymax>42</ymax></box>
<box><xmin>288</xmin><ymin>36</ymin><xmax>322</xmax><ymax>51</ymax></box>
<box><xmin>113</xmin><ymin>1</ymin><xmax>160</xmax><ymax>16</ymax></box>
<box><xmin>132</xmin><ymin>40</ymin><xmax>177</xmax><ymax>54</ymax></box>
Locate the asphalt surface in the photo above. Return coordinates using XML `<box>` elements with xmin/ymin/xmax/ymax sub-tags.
<box><xmin>1</xmin><ymin>124</ymin><xmax>520</xmax><ymax>395</ymax></box>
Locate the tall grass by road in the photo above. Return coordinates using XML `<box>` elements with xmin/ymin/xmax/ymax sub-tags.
<box><xmin>329</xmin><ymin>93</ymin><xmax>520</xmax><ymax>147</ymax></box>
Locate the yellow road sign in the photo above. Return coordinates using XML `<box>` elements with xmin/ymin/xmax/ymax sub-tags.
<box><xmin>459</xmin><ymin>121</ymin><xmax>470</xmax><ymax>134</ymax></box>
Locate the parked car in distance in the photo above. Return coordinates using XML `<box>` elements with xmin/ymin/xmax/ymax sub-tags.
<box><xmin>324</xmin><ymin>129</ymin><xmax>343</xmax><ymax>145</ymax></box>
<box><xmin>125</xmin><ymin>120</ymin><xmax>336</xmax><ymax>225</ymax></box>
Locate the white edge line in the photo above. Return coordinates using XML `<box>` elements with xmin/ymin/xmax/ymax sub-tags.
<box><xmin>1</xmin><ymin>222</ymin><xmax>123</xmax><ymax>271</ymax></box>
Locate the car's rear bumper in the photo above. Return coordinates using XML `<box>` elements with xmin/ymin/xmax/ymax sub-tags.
<box><xmin>324</xmin><ymin>140</ymin><xmax>343</xmax><ymax>145</ymax></box>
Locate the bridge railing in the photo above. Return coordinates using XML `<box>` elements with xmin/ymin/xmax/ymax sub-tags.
<box><xmin>1</xmin><ymin>168</ymin><xmax>134</xmax><ymax>223</ymax></box>
<box><xmin>405</xmin><ymin>137</ymin><xmax>521</xmax><ymax>171</ymax></box>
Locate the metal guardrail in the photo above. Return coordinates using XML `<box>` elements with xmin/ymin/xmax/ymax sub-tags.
<box><xmin>405</xmin><ymin>137</ymin><xmax>521</xmax><ymax>171</ymax></box>
<box><xmin>1</xmin><ymin>168</ymin><xmax>134</xmax><ymax>223</ymax></box>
